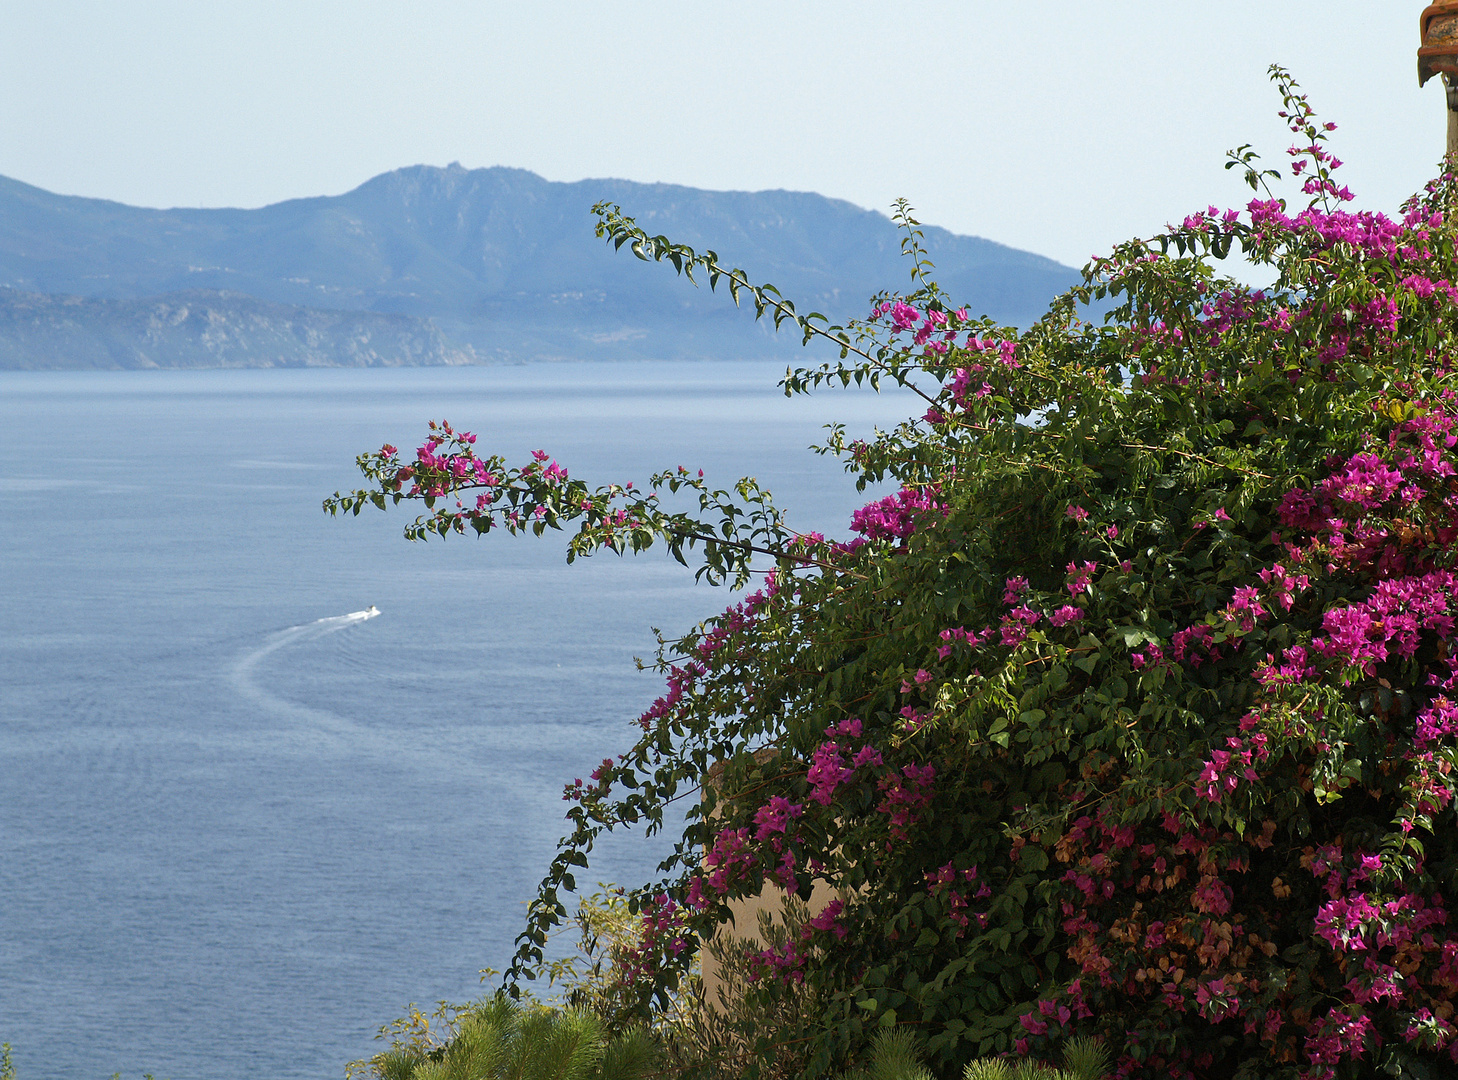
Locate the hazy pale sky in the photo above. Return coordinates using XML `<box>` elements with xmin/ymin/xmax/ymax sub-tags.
<box><xmin>0</xmin><ymin>2</ymin><xmax>1444</xmax><ymax>268</ymax></box>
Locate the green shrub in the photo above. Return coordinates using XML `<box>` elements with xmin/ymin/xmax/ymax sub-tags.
<box><xmin>839</xmin><ymin>1029</ymin><xmax>933</xmax><ymax>1080</ymax></box>
<box><xmin>661</xmin><ymin>895</ymin><xmax>825</xmax><ymax>1080</ymax></box>
<box><xmin>349</xmin><ymin>994</ymin><xmax>656</xmax><ymax>1080</ymax></box>
<box><xmin>837</xmin><ymin>1030</ymin><xmax>1109</xmax><ymax>1080</ymax></box>
<box><xmin>961</xmin><ymin>1036</ymin><xmax>1111</xmax><ymax>1080</ymax></box>
<box><xmin>336</xmin><ymin>67</ymin><xmax>1458</xmax><ymax>1079</ymax></box>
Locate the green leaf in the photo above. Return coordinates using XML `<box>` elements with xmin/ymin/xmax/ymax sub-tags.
<box><xmin>1019</xmin><ymin>846</ymin><xmax>1049</xmax><ymax>872</ymax></box>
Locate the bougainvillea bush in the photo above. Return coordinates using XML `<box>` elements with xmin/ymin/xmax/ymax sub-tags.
<box><xmin>329</xmin><ymin>70</ymin><xmax>1458</xmax><ymax>1080</ymax></box>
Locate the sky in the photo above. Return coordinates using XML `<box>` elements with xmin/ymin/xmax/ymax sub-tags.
<box><xmin>0</xmin><ymin>1</ymin><xmax>1445</xmax><ymax>270</ymax></box>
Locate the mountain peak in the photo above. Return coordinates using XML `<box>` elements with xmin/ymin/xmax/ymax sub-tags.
<box><xmin>0</xmin><ymin>169</ymin><xmax>1080</xmax><ymax>368</ymax></box>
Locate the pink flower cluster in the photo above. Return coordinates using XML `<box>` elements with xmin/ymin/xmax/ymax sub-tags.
<box><xmin>618</xmin><ymin>893</ymin><xmax>692</xmax><ymax>984</ymax></box>
<box><xmin>1013</xmin><ymin>981</ymin><xmax>1094</xmax><ymax>1054</ymax></box>
<box><xmin>928</xmin><ymin>339</ymin><xmax>1023</xmax><ymax>417</ymax></box>
<box><xmin>634</xmin><ymin>659</ymin><xmax>706</xmax><ymax>734</ymax></box>
<box><xmin>1066</xmin><ymin>560</ymin><xmax>1098</xmax><ymax>595</ymax></box>
<box><xmin>1297</xmin><ymin>844</ymin><xmax>1458</xmax><ymax>1069</ymax></box>
<box><xmin>876</xmin><ymin>763</ymin><xmax>936</xmax><ymax>843</ymax></box>
<box><xmin>681</xmin><ymin>716</ymin><xmax>890</xmax><ymax>949</ymax></box>
<box><xmin>404</xmin><ymin>423</ymin><xmax>494</xmax><ymax>500</ymax></box>
<box><xmin>806</xmin><ymin>717</ymin><xmax>882</xmax><ymax>805</ymax></box>
<box><xmin>936</xmin><ymin>624</ymin><xmax>992</xmax><ymax>660</ymax></box>
<box><xmin>848</xmin><ymin>485</ymin><xmax>944</xmax><ymax>542</ymax></box>
<box><xmin>748</xmin><ymin>899</ymin><xmax>849</xmax><ymax>984</ymax></box>
<box><xmin>1313</xmin><ymin>570</ymin><xmax>1458</xmax><ymax>681</ymax></box>
<box><xmin>1257</xmin><ymin>563</ymin><xmax>1311</xmax><ymax>612</ymax></box>
<box><xmin>1195</xmin><ymin>733</ymin><xmax>1269</xmax><ymax>804</ymax></box>
<box><xmin>700</xmin><ymin>827</ymin><xmax>756</xmax><ymax>896</ymax></box>
<box><xmin>1193</xmin><ymin>287</ymin><xmax>1265</xmax><ymax>346</ymax></box>
<box><xmin>1273</xmin><ymin>402</ymin><xmax>1458</xmax><ymax>579</ymax></box>
<box><xmin>1249</xmin><ymin>200</ymin><xmax>1402</xmax><ymax>262</ymax></box>
<box><xmin>1415</xmin><ymin>698</ymin><xmax>1458</xmax><ymax>748</ymax></box>
<box><xmin>924</xmin><ymin>861</ymin><xmax>992</xmax><ymax>936</ymax></box>
<box><xmin>869</xmin><ymin>300</ymin><xmax>979</xmax><ymax>360</ymax></box>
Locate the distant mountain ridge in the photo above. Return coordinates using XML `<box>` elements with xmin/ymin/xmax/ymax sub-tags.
<box><xmin>0</xmin><ymin>166</ymin><xmax>1082</xmax><ymax>368</ymax></box>
<box><xmin>0</xmin><ymin>287</ymin><xmax>472</xmax><ymax>370</ymax></box>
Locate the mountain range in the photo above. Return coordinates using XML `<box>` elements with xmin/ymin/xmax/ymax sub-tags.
<box><xmin>0</xmin><ymin>165</ymin><xmax>1082</xmax><ymax>369</ymax></box>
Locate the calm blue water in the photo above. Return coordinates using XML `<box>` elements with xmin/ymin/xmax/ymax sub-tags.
<box><xmin>0</xmin><ymin>362</ymin><xmax>914</xmax><ymax>1080</ymax></box>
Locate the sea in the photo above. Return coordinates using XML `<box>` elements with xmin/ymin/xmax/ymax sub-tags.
<box><xmin>0</xmin><ymin>361</ymin><xmax>916</xmax><ymax>1080</ymax></box>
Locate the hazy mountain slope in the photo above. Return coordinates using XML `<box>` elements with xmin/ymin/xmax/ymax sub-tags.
<box><xmin>0</xmin><ymin>288</ymin><xmax>472</xmax><ymax>370</ymax></box>
<box><xmin>0</xmin><ymin>166</ymin><xmax>1082</xmax><ymax>366</ymax></box>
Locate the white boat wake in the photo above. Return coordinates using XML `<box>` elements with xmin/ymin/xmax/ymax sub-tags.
<box><xmin>229</xmin><ymin>608</ymin><xmax>382</xmax><ymax>745</ymax></box>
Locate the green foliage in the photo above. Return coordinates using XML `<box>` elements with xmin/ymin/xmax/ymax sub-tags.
<box><xmin>960</xmin><ymin>1036</ymin><xmax>1111</xmax><ymax>1080</ymax></box>
<box><xmin>662</xmin><ymin>896</ymin><xmax>825</xmax><ymax>1080</ymax></box>
<box><xmin>593</xmin><ymin>1027</ymin><xmax>657</xmax><ymax>1080</ymax></box>
<box><xmin>961</xmin><ymin>1064</ymin><xmax>1055</xmax><ymax>1080</ymax></box>
<box><xmin>542</xmin><ymin>885</ymin><xmax>647</xmax><ymax>1028</ymax></box>
<box><xmin>348</xmin><ymin>1000</ymin><xmax>479</xmax><ymax>1079</ymax></box>
<box><xmin>348</xmin><ymin>995</ymin><xmax>656</xmax><ymax>1080</ymax></box>
<box><xmin>839</xmin><ymin>1029</ymin><xmax>934</xmax><ymax>1080</ymax></box>
<box><xmin>1059</xmin><ymin>1038</ymin><xmax>1111</xmax><ymax>1080</ymax></box>
<box><xmin>337</xmin><ymin>68</ymin><xmax>1458</xmax><ymax>1080</ymax></box>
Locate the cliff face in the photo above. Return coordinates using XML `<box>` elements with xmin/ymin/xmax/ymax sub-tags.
<box><xmin>0</xmin><ymin>288</ymin><xmax>473</xmax><ymax>369</ymax></box>
<box><xmin>0</xmin><ymin>166</ymin><xmax>1083</xmax><ymax>368</ymax></box>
